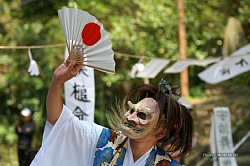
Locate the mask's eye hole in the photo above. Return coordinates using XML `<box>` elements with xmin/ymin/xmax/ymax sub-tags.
<box><xmin>137</xmin><ymin>112</ymin><xmax>146</xmax><ymax>120</ymax></box>
<box><xmin>129</xmin><ymin>109</ymin><xmax>135</xmax><ymax>114</ymax></box>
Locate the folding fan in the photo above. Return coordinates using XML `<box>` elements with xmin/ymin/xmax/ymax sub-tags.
<box><xmin>58</xmin><ymin>8</ymin><xmax>115</xmax><ymax>73</ymax></box>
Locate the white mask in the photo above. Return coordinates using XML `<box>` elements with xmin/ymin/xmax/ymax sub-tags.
<box><xmin>120</xmin><ymin>98</ymin><xmax>160</xmax><ymax>139</ymax></box>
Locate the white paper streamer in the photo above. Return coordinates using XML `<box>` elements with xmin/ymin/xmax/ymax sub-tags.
<box><xmin>198</xmin><ymin>44</ymin><xmax>250</xmax><ymax>84</ymax></box>
<box><xmin>28</xmin><ymin>48</ymin><xmax>40</xmax><ymax>76</ymax></box>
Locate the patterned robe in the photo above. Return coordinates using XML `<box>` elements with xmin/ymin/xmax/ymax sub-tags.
<box><xmin>93</xmin><ymin>128</ymin><xmax>182</xmax><ymax>166</ymax></box>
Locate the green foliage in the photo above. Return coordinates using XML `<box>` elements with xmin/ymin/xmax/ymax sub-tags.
<box><xmin>0</xmin><ymin>124</ymin><xmax>17</xmax><ymax>145</ymax></box>
<box><xmin>190</xmin><ymin>86</ymin><xmax>206</xmax><ymax>98</ymax></box>
<box><xmin>0</xmin><ymin>1</ymin><xmax>250</xmax><ymax>163</ymax></box>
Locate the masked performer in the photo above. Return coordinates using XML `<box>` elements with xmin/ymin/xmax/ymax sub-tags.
<box><xmin>31</xmin><ymin>57</ymin><xmax>193</xmax><ymax>166</ymax></box>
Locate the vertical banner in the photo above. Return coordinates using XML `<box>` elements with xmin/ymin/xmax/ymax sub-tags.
<box><xmin>210</xmin><ymin>112</ymin><xmax>219</xmax><ymax>166</ymax></box>
<box><xmin>64</xmin><ymin>48</ymin><xmax>95</xmax><ymax>121</ymax></box>
<box><xmin>210</xmin><ymin>107</ymin><xmax>238</xmax><ymax>166</ymax></box>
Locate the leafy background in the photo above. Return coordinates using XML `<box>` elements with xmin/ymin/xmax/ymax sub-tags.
<box><xmin>0</xmin><ymin>0</ymin><xmax>250</xmax><ymax>165</ymax></box>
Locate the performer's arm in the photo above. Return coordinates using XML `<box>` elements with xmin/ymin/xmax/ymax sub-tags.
<box><xmin>46</xmin><ymin>61</ymin><xmax>82</xmax><ymax>125</ymax></box>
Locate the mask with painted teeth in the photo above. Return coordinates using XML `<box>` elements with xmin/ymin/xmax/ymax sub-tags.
<box><xmin>123</xmin><ymin>122</ymin><xmax>144</xmax><ymax>134</ymax></box>
<box><xmin>119</xmin><ymin>98</ymin><xmax>160</xmax><ymax>139</ymax></box>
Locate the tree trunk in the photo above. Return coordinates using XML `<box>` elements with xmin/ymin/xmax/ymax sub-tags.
<box><xmin>176</xmin><ymin>0</ymin><xmax>189</xmax><ymax>97</ymax></box>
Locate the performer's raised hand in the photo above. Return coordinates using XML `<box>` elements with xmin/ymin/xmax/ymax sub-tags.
<box><xmin>53</xmin><ymin>52</ymin><xmax>83</xmax><ymax>85</ymax></box>
<box><xmin>53</xmin><ymin>61</ymin><xmax>82</xmax><ymax>85</ymax></box>
<box><xmin>46</xmin><ymin>51</ymin><xmax>83</xmax><ymax>125</ymax></box>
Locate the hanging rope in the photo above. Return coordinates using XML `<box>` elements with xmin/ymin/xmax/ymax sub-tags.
<box><xmin>0</xmin><ymin>43</ymin><xmax>65</xmax><ymax>49</ymax></box>
<box><xmin>0</xmin><ymin>43</ymin><xmax>152</xmax><ymax>59</ymax></box>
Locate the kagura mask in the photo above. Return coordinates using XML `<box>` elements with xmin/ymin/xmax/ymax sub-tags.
<box><xmin>120</xmin><ymin>98</ymin><xmax>160</xmax><ymax>139</ymax></box>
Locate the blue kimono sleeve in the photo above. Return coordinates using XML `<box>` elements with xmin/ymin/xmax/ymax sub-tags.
<box><xmin>170</xmin><ymin>159</ymin><xmax>183</xmax><ymax>166</ymax></box>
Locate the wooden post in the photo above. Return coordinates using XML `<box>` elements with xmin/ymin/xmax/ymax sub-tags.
<box><xmin>176</xmin><ymin>0</ymin><xmax>189</xmax><ymax>97</ymax></box>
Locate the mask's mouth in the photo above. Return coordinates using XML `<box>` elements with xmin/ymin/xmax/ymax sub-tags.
<box><xmin>124</xmin><ymin>122</ymin><xmax>135</xmax><ymax>128</ymax></box>
<box><xmin>123</xmin><ymin>122</ymin><xmax>144</xmax><ymax>134</ymax></box>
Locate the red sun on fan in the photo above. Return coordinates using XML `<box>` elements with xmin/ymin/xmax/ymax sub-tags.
<box><xmin>81</xmin><ymin>22</ymin><xmax>101</xmax><ymax>46</ymax></box>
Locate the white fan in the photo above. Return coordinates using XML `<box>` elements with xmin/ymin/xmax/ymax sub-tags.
<box><xmin>58</xmin><ymin>8</ymin><xmax>115</xmax><ymax>73</ymax></box>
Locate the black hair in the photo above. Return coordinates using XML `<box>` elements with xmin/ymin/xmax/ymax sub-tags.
<box><xmin>107</xmin><ymin>84</ymin><xmax>193</xmax><ymax>158</ymax></box>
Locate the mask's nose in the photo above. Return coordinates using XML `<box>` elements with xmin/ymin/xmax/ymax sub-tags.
<box><xmin>125</xmin><ymin>111</ymin><xmax>139</xmax><ymax>124</ymax></box>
